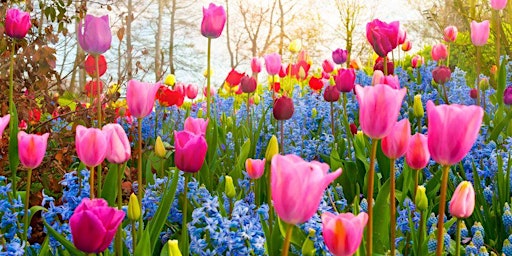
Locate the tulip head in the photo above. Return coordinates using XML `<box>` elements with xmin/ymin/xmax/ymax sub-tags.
<box><xmin>245</xmin><ymin>158</ymin><xmax>265</xmax><ymax>179</ymax></box>
<box><xmin>102</xmin><ymin>123</ymin><xmax>131</xmax><ymax>164</ymax></box>
<box><xmin>128</xmin><ymin>193</ymin><xmax>141</xmax><ymax>221</ymax></box>
<box><xmin>77</xmin><ymin>14</ymin><xmax>112</xmax><ymax>55</ymax></box>
<box><xmin>432</xmin><ymin>66</ymin><xmax>452</xmax><ymax>84</ymax></box>
<box><xmin>273</xmin><ymin>96</ymin><xmax>294</xmax><ymax>120</ymax></box>
<box><xmin>18</xmin><ymin>132</ymin><xmax>49</xmax><ymax>169</ymax></box>
<box><xmin>449</xmin><ymin>181</ymin><xmax>475</xmax><ymax>218</ymax></box>
<box><xmin>332</xmin><ymin>48</ymin><xmax>348</xmax><ymax>65</ymax></box>
<box><xmin>251</xmin><ymin>57</ymin><xmax>262</xmax><ymax>73</ymax></box>
<box><xmin>431</xmin><ymin>43</ymin><xmax>448</xmax><ymax>61</ymax></box>
<box><xmin>265</xmin><ymin>135</ymin><xmax>279</xmax><ymax>162</ymax></box>
<box><xmin>264</xmin><ymin>53</ymin><xmax>282</xmax><ymax>76</ymax></box>
<box><xmin>126</xmin><ymin>80</ymin><xmax>160</xmax><ymax>118</ymax></box>
<box><xmin>470</xmin><ymin>20</ymin><xmax>490</xmax><ymax>47</ymax></box>
<box><xmin>5</xmin><ymin>8</ymin><xmax>31</xmax><ymax>39</ymax></box>
<box><xmin>334</xmin><ymin>68</ymin><xmax>356</xmax><ymax>93</ymax></box>
<box><xmin>75</xmin><ymin>125</ymin><xmax>107</xmax><ymax>167</ymax></box>
<box><xmin>240</xmin><ymin>75</ymin><xmax>257</xmax><ymax>93</ymax></box>
<box><xmin>184</xmin><ymin>117</ymin><xmax>208</xmax><ymax>137</ymax></box>
<box><xmin>321</xmin><ymin>211</ymin><xmax>368</xmax><ymax>256</ymax></box>
<box><xmin>381</xmin><ymin>119</ymin><xmax>411</xmax><ymax>159</ymax></box>
<box><xmin>174</xmin><ymin>130</ymin><xmax>208</xmax><ymax>173</ymax></box>
<box><xmin>490</xmin><ymin>0</ymin><xmax>508</xmax><ymax>10</ymax></box>
<box><xmin>155</xmin><ymin>136</ymin><xmax>167</xmax><ymax>158</ymax></box>
<box><xmin>415</xmin><ymin>186</ymin><xmax>428</xmax><ymax>211</ymax></box>
<box><xmin>323</xmin><ymin>85</ymin><xmax>340</xmax><ymax>102</ymax></box>
<box><xmin>443</xmin><ymin>26</ymin><xmax>458</xmax><ymax>43</ymax></box>
<box><xmin>413</xmin><ymin>94</ymin><xmax>424</xmax><ymax>118</ymax></box>
<box><xmin>366</xmin><ymin>19</ymin><xmax>400</xmax><ymax>57</ymax></box>
<box><xmin>504</xmin><ymin>86</ymin><xmax>512</xmax><ymax>105</ymax></box>
<box><xmin>201</xmin><ymin>3</ymin><xmax>226</xmax><ymax>39</ymax></box>
<box><xmin>224</xmin><ymin>175</ymin><xmax>236</xmax><ymax>198</ymax></box>
<box><xmin>406</xmin><ymin>133</ymin><xmax>430</xmax><ymax>170</ymax></box>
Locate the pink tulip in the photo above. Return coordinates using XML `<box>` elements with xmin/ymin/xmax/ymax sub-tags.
<box><xmin>322</xmin><ymin>59</ymin><xmax>335</xmax><ymax>73</ymax></box>
<box><xmin>401</xmin><ymin>40</ymin><xmax>412</xmax><ymax>51</ymax></box>
<box><xmin>322</xmin><ymin>212</ymin><xmax>368</xmax><ymax>256</ymax></box>
<box><xmin>264</xmin><ymin>53</ymin><xmax>282</xmax><ymax>75</ymax></box>
<box><xmin>0</xmin><ymin>115</ymin><xmax>10</xmax><ymax>136</ymax></box>
<box><xmin>4</xmin><ymin>8</ymin><xmax>31</xmax><ymax>39</ymax></box>
<box><xmin>184</xmin><ymin>117</ymin><xmax>208</xmax><ymax>137</ymax></box>
<box><xmin>380</xmin><ymin>74</ymin><xmax>400</xmax><ymax>89</ymax></box>
<box><xmin>77</xmin><ymin>14</ymin><xmax>112</xmax><ymax>55</ymax></box>
<box><xmin>70</xmin><ymin>198</ymin><xmax>125</xmax><ymax>253</ymax></box>
<box><xmin>449</xmin><ymin>181</ymin><xmax>475</xmax><ymax>218</ymax></box>
<box><xmin>273</xmin><ymin>96</ymin><xmax>294</xmax><ymax>120</ymax></box>
<box><xmin>271</xmin><ymin>154</ymin><xmax>342</xmax><ymax>224</ymax></box>
<box><xmin>371</xmin><ymin>70</ymin><xmax>384</xmax><ymax>86</ymax></box>
<box><xmin>381</xmin><ymin>119</ymin><xmax>411</xmax><ymax>159</ymax></box>
<box><xmin>398</xmin><ymin>25</ymin><xmax>407</xmax><ymax>45</ymax></box>
<box><xmin>366</xmin><ymin>19</ymin><xmax>400</xmax><ymax>57</ymax></box>
<box><xmin>491</xmin><ymin>0</ymin><xmax>508</xmax><ymax>10</ymax></box>
<box><xmin>76</xmin><ymin>125</ymin><xmax>107</xmax><ymax>167</ymax></box>
<box><xmin>245</xmin><ymin>158</ymin><xmax>265</xmax><ymax>179</ymax></box>
<box><xmin>470</xmin><ymin>20</ymin><xmax>490</xmax><ymax>46</ymax></box>
<box><xmin>334</xmin><ymin>68</ymin><xmax>356</xmax><ymax>93</ymax></box>
<box><xmin>174</xmin><ymin>130</ymin><xmax>208</xmax><ymax>173</ymax></box>
<box><xmin>251</xmin><ymin>57</ymin><xmax>262</xmax><ymax>73</ymax></box>
<box><xmin>426</xmin><ymin>101</ymin><xmax>483</xmax><ymax>166</ymax></box>
<box><xmin>355</xmin><ymin>84</ymin><xmax>407</xmax><ymax>139</ymax></box>
<box><xmin>405</xmin><ymin>133</ymin><xmax>430</xmax><ymax>170</ymax></box>
<box><xmin>18</xmin><ymin>131</ymin><xmax>49</xmax><ymax>169</ymax></box>
<box><xmin>186</xmin><ymin>84</ymin><xmax>198</xmax><ymax>100</ymax></box>
<box><xmin>102</xmin><ymin>123</ymin><xmax>131</xmax><ymax>164</ymax></box>
<box><xmin>332</xmin><ymin>49</ymin><xmax>348</xmax><ymax>65</ymax></box>
<box><xmin>443</xmin><ymin>26</ymin><xmax>458</xmax><ymax>43</ymax></box>
<box><xmin>201</xmin><ymin>3</ymin><xmax>226</xmax><ymax>39</ymax></box>
<box><xmin>203</xmin><ymin>86</ymin><xmax>216</xmax><ymax>97</ymax></box>
<box><xmin>431</xmin><ymin>43</ymin><xmax>448</xmax><ymax>61</ymax></box>
<box><xmin>411</xmin><ymin>55</ymin><xmax>424</xmax><ymax>68</ymax></box>
<box><xmin>126</xmin><ymin>79</ymin><xmax>160</xmax><ymax>119</ymax></box>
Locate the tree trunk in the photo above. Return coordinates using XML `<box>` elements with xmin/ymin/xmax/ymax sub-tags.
<box><xmin>155</xmin><ymin>0</ymin><xmax>163</xmax><ymax>81</ymax></box>
<box><xmin>169</xmin><ymin>0</ymin><xmax>176</xmax><ymax>74</ymax></box>
<box><xmin>225</xmin><ymin>0</ymin><xmax>235</xmax><ymax>68</ymax></box>
<box><xmin>126</xmin><ymin>0</ymin><xmax>133</xmax><ymax>80</ymax></box>
<box><xmin>278</xmin><ymin>0</ymin><xmax>284</xmax><ymax>55</ymax></box>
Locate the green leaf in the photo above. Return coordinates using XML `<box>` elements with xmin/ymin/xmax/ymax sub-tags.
<box><xmin>37</xmin><ymin>236</ymin><xmax>50</xmax><ymax>256</ymax></box>
<box><xmin>43</xmin><ymin>220</ymin><xmax>85</xmax><ymax>256</ymax></box>
<box><xmin>373</xmin><ymin>180</ymin><xmax>391</xmax><ymax>254</ymax></box>
<box><xmin>277</xmin><ymin>219</ymin><xmax>306</xmax><ymax>247</ymax></box>
<box><xmin>29</xmin><ymin>206</ymin><xmax>47</xmax><ymax>224</ymax></box>
<box><xmin>102</xmin><ymin>164</ymin><xmax>118</xmax><ymax>206</ymax></box>
<box><xmin>496</xmin><ymin>58</ymin><xmax>507</xmax><ymax>106</ymax></box>
<box><xmin>134</xmin><ymin>229</ymin><xmax>152</xmax><ymax>256</ymax></box>
<box><xmin>8</xmin><ymin>100</ymin><xmax>19</xmax><ymax>186</ymax></box>
<box><xmin>489</xmin><ymin>110</ymin><xmax>512</xmax><ymax>141</ymax></box>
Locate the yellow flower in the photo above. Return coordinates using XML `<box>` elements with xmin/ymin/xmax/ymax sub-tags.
<box><xmin>127</xmin><ymin>193</ymin><xmax>141</xmax><ymax>221</ymax></box>
<box><xmin>225</xmin><ymin>175</ymin><xmax>236</xmax><ymax>198</ymax></box>
<box><xmin>289</xmin><ymin>39</ymin><xmax>302</xmax><ymax>53</ymax></box>
<box><xmin>155</xmin><ymin>136</ymin><xmax>166</xmax><ymax>158</ymax></box>
<box><xmin>413</xmin><ymin>94</ymin><xmax>424</xmax><ymax>118</ymax></box>
<box><xmin>166</xmin><ymin>240</ymin><xmax>182</xmax><ymax>256</ymax></box>
<box><xmin>164</xmin><ymin>74</ymin><xmax>176</xmax><ymax>86</ymax></box>
<box><xmin>265</xmin><ymin>135</ymin><xmax>279</xmax><ymax>162</ymax></box>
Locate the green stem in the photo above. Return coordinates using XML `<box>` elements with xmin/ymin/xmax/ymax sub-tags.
<box><xmin>414</xmin><ymin>169</ymin><xmax>420</xmax><ymax>199</ymax></box>
<box><xmin>476</xmin><ymin>47</ymin><xmax>481</xmax><ymax>107</ymax></box>
<box><xmin>281</xmin><ymin>223</ymin><xmax>293</xmax><ymax>256</ymax></box>
<box><xmin>417</xmin><ymin>117</ymin><xmax>421</xmax><ymax>134</ymax></box>
<box><xmin>417</xmin><ymin>210</ymin><xmax>425</xmax><ymax>256</ymax></box>
<box><xmin>446</xmin><ymin>43</ymin><xmax>450</xmax><ymax>68</ymax></box>
<box><xmin>95</xmin><ymin>55</ymin><xmax>103</xmax><ymax>198</ymax></box>
<box><xmin>330</xmin><ymin>102</ymin><xmax>335</xmax><ymax>136</ymax></box>
<box><xmin>383</xmin><ymin>56</ymin><xmax>388</xmax><ymax>76</ymax></box>
<box><xmin>206</xmin><ymin>38</ymin><xmax>211</xmax><ymax>119</ymax></box>
<box><xmin>116</xmin><ymin>163</ymin><xmax>124</xmax><ymax>255</ymax></box>
<box><xmin>366</xmin><ymin>139</ymin><xmax>379</xmax><ymax>256</ymax></box>
<box><xmin>435</xmin><ymin>165</ymin><xmax>451</xmax><ymax>256</ymax></box>
<box><xmin>131</xmin><ymin>221</ymin><xmax>136</xmax><ymax>256</ymax></box>
<box><xmin>455</xmin><ymin>218</ymin><xmax>462</xmax><ymax>256</ymax></box>
<box><xmin>9</xmin><ymin>40</ymin><xmax>17</xmax><ymax>198</ymax></box>
<box><xmin>137</xmin><ymin>118</ymin><xmax>143</xmax><ymax>210</ymax></box>
<box><xmin>90</xmin><ymin>165</ymin><xmax>95</xmax><ymax>199</ymax></box>
<box><xmin>23</xmin><ymin>168</ymin><xmax>32</xmax><ymax>242</ymax></box>
<box><xmin>181</xmin><ymin>173</ymin><xmax>190</xmax><ymax>256</ymax></box>
<box><xmin>390</xmin><ymin>159</ymin><xmax>396</xmax><ymax>256</ymax></box>
<box><xmin>442</xmin><ymin>83</ymin><xmax>450</xmax><ymax>105</ymax></box>
<box><xmin>343</xmin><ymin>93</ymin><xmax>352</xmax><ymax>159</ymax></box>
<box><xmin>280</xmin><ymin>120</ymin><xmax>284</xmax><ymax>154</ymax></box>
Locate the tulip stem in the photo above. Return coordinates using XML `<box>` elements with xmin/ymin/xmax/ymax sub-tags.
<box><xmin>414</xmin><ymin>169</ymin><xmax>420</xmax><ymax>199</ymax></box>
<box><xmin>131</xmin><ymin>220</ymin><xmax>136</xmax><ymax>256</ymax></box>
<box><xmin>281</xmin><ymin>223</ymin><xmax>293</xmax><ymax>256</ymax></box>
<box><xmin>90</xmin><ymin>165</ymin><xmax>95</xmax><ymax>199</ymax></box>
<box><xmin>435</xmin><ymin>165</ymin><xmax>450</xmax><ymax>256</ymax></box>
<box><xmin>95</xmin><ymin>55</ymin><xmax>103</xmax><ymax>198</ymax></box>
<box><xmin>247</xmin><ymin>94</ymin><xmax>251</xmax><ymax>133</ymax></box>
<box><xmin>417</xmin><ymin>210</ymin><xmax>426</xmax><ymax>256</ymax></box>
<box><xmin>441</xmin><ymin>83</ymin><xmax>450</xmax><ymax>105</ymax></box>
<box><xmin>137</xmin><ymin>118</ymin><xmax>143</xmax><ymax>212</ymax></box>
<box><xmin>280</xmin><ymin>120</ymin><xmax>284</xmax><ymax>154</ymax></box>
<box><xmin>383</xmin><ymin>56</ymin><xmax>388</xmax><ymax>76</ymax></box>
<box><xmin>455</xmin><ymin>218</ymin><xmax>462</xmax><ymax>256</ymax></box>
<box><xmin>390</xmin><ymin>159</ymin><xmax>396</xmax><ymax>256</ymax></box>
<box><xmin>343</xmin><ymin>93</ymin><xmax>352</xmax><ymax>159</ymax></box>
<box><xmin>9</xmin><ymin>40</ymin><xmax>17</xmax><ymax>198</ymax></box>
<box><xmin>330</xmin><ymin>102</ymin><xmax>335</xmax><ymax>136</ymax></box>
<box><xmin>206</xmin><ymin>38</ymin><xmax>211</xmax><ymax>119</ymax></box>
<box><xmin>181</xmin><ymin>173</ymin><xmax>190</xmax><ymax>256</ymax></box>
<box><xmin>23</xmin><ymin>168</ymin><xmax>32</xmax><ymax>242</ymax></box>
<box><xmin>446</xmin><ymin>43</ymin><xmax>451</xmax><ymax>68</ymax></box>
<box><xmin>417</xmin><ymin>117</ymin><xmax>421</xmax><ymax>134</ymax></box>
<box><xmin>366</xmin><ymin>139</ymin><xmax>378</xmax><ymax>256</ymax></box>
<box><xmin>495</xmin><ymin>11</ymin><xmax>501</xmax><ymax>67</ymax></box>
<box><xmin>115</xmin><ymin>163</ymin><xmax>125</xmax><ymax>255</ymax></box>
<box><xmin>475</xmin><ymin>47</ymin><xmax>481</xmax><ymax>107</ymax></box>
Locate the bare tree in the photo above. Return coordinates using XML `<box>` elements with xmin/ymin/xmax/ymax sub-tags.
<box><xmin>155</xmin><ymin>0</ymin><xmax>164</xmax><ymax>81</ymax></box>
<box><xmin>238</xmin><ymin>0</ymin><xmax>277</xmax><ymax>58</ymax></box>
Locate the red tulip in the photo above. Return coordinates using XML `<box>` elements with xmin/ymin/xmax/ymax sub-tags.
<box><xmin>201</xmin><ymin>3</ymin><xmax>226</xmax><ymax>39</ymax></box>
<box><xmin>85</xmin><ymin>80</ymin><xmax>103</xmax><ymax>97</ymax></box>
<box><xmin>373</xmin><ymin>58</ymin><xmax>395</xmax><ymax>75</ymax></box>
<box><xmin>334</xmin><ymin>68</ymin><xmax>356</xmax><ymax>93</ymax></box>
<box><xmin>426</xmin><ymin>101</ymin><xmax>483</xmax><ymax>166</ymax></box>
<box><xmin>401</xmin><ymin>40</ymin><xmax>412</xmax><ymax>51</ymax></box>
<box><xmin>174</xmin><ymin>130</ymin><xmax>208</xmax><ymax>173</ymax></box>
<box><xmin>18</xmin><ymin>131</ymin><xmax>49</xmax><ymax>169</ymax></box>
<box><xmin>273</xmin><ymin>96</ymin><xmax>294</xmax><ymax>120</ymax></box>
<box><xmin>225</xmin><ymin>69</ymin><xmax>245</xmax><ymax>86</ymax></box>
<box><xmin>75</xmin><ymin>125</ymin><xmax>107</xmax><ymax>167</ymax></box>
<box><xmin>470</xmin><ymin>88</ymin><xmax>479</xmax><ymax>100</ymax></box>
<box><xmin>157</xmin><ymin>86</ymin><xmax>185</xmax><ymax>107</ymax></box>
<box><xmin>381</xmin><ymin>119</ymin><xmax>411</xmax><ymax>159</ymax></box>
<box><xmin>240</xmin><ymin>75</ymin><xmax>257</xmax><ymax>93</ymax></box>
<box><xmin>5</xmin><ymin>8</ymin><xmax>31</xmax><ymax>39</ymax></box>
<box><xmin>309</xmin><ymin>77</ymin><xmax>324</xmax><ymax>91</ymax></box>
<box><xmin>102</xmin><ymin>123</ymin><xmax>131</xmax><ymax>164</ymax></box>
<box><xmin>350</xmin><ymin>123</ymin><xmax>358</xmax><ymax>135</ymax></box>
<box><xmin>366</xmin><ymin>19</ymin><xmax>400</xmax><ymax>57</ymax></box>
<box><xmin>77</xmin><ymin>14</ymin><xmax>112</xmax><ymax>55</ymax></box>
<box><xmin>323</xmin><ymin>85</ymin><xmax>340</xmax><ymax>102</ymax></box>
<box><xmin>322</xmin><ymin>59</ymin><xmax>335</xmax><ymax>73</ymax></box>
<box><xmin>411</xmin><ymin>55</ymin><xmax>424</xmax><ymax>68</ymax></box>
<box><xmin>251</xmin><ymin>57</ymin><xmax>262</xmax><ymax>73</ymax></box>
<box><xmin>449</xmin><ymin>181</ymin><xmax>475</xmax><ymax>218</ymax></box>
<box><xmin>322</xmin><ymin>212</ymin><xmax>368</xmax><ymax>256</ymax></box>
<box><xmin>405</xmin><ymin>133</ymin><xmax>430</xmax><ymax>170</ymax></box>
<box><xmin>84</xmin><ymin>54</ymin><xmax>107</xmax><ymax>77</ymax></box>
<box><xmin>186</xmin><ymin>84</ymin><xmax>198</xmax><ymax>100</ymax></box>
<box><xmin>432</xmin><ymin>66</ymin><xmax>451</xmax><ymax>84</ymax></box>
<box><xmin>126</xmin><ymin>80</ymin><xmax>160</xmax><ymax>118</ymax></box>
<box><xmin>70</xmin><ymin>198</ymin><xmax>125</xmax><ymax>253</ymax></box>
<box><xmin>443</xmin><ymin>26</ymin><xmax>458</xmax><ymax>43</ymax></box>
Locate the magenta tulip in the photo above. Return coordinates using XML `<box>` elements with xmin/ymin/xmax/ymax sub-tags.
<box><xmin>406</xmin><ymin>133</ymin><xmax>430</xmax><ymax>170</ymax></box>
<box><xmin>264</xmin><ymin>53</ymin><xmax>282</xmax><ymax>76</ymax></box>
<box><xmin>102</xmin><ymin>123</ymin><xmax>131</xmax><ymax>164</ymax></box>
<box><xmin>366</xmin><ymin>19</ymin><xmax>400</xmax><ymax>57</ymax></box>
<box><xmin>251</xmin><ymin>57</ymin><xmax>262</xmax><ymax>73</ymax></box>
<box><xmin>373</xmin><ymin>58</ymin><xmax>395</xmax><ymax>75</ymax></box>
<box><xmin>126</xmin><ymin>79</ymin><xmax>160</xmax><ymax>119</ymax></box>
<box><xmin>334</xmin><ymin>68</ymin><xmax>356</xmax><ymax>93</ymax></box>
<box><xmin>449</xmin><ymin>181</ymin><xmax>475</xmax><ymax>218</ymax></box>
<box><xmin>323</xmin><ymin>85</ymin><xmax>340</xmax><ymax>102</ymax></box>
<box><xmin>426</xmin><ymin>101</ymin><xmax>483</xmax><ymax>166</ymax></box>
<box><xmin>272</xmin><ymin>154</ymin><xmax>342</xmax><ymax>224</ymax></box>
<box><xmin>201</xmin><ymin>3</ymin><xmax>226</xmax><ymax>39</ymax></box>
<box><xmin>432</xmin><ymin>66</ymin><xmax>452</xmax><ymax>84</ymax></box>
<box><xmin>381</xmin><ymin>119</ymin><xmax>411</xmax><ymax>159</ymax></box>
<box><xmin>355</xmin><ymin>84</ymin><xmax>407</xmax><ymax>139</ymax></box>
<box><xmin>245</xmin><ymin>158</ymin><xmax>265</xmax><ymax>179</ymax></box>
<box><xmin>470</xmin><ymin>20</ymin><xmax>490</xmax><ymax>46</ymax></box>
<box><xmin>0</xmin><ymin>115</ymin><xmax>10</xmax><ymax>136</ymax></box>
<box><xmin>240</xmin><ymin>75</ymin><xmax>257</xmax><ymax>93</ymax></box>
<box><xmin>322</xmin><ymin>212</ymin><xmax>368</xmax><ymax>256</ymax></box>
<box><xmin>184</xmin><ymin>117</ymin><xmax>208</xmax><ymax>137</ymax></box>
<box><xmin>174</xmin><ymin>130</ymin><xmax>208</xmax><ymax>173</ymax></box>
<box><xmin>77</xmin><ymin>14</ymin><xmax>112</xmax><ymax>55</ymax></box>
<box><xmin>443</xmin><ymin>26</ymin><xmax>458</xmax><ymax>43</ymax></box>
<box><xmin>70</xmin><ymin>198</ymin><xmax>125</xmax><ymax>253</ymax></box>
<box><xmin>17</xmin><ymin>131</ymin><xmax>49</xmax><ymax>169</ymax></box>
<box><xmin>4</xmin><ymin>8</ymin><xmax>31</xmax><ymax>39</ymax></box>
<box><xmin>273</xmin><ymin>96</ymin><xmax>294</xmax><ymax>120</ymax></box>
<box><xmin>431</xmin><ymin>43</ymin><xmax>448</xmax><ymax>61</ymax></box>
<box><xmin>75</xmin><ymin>125</ymin><xmax>107</xmax><ymax>167</ymax></box>
<box><xmin>504</xmin><ymin>86</ymin><xmax>512</xmax><ymax>105</ymax></box>
<box><xmin>332</xmin><ymin>48</ymin><xmax>348</xmax><ymax>65</ymax></box>
<box><xmin>186</xmin><ymin>84</ymin><xmax>198</xmax><ymax>100</ymax></box>
<box><xmin>491</xmin><ymin>0</ymin><xmax>508</xmax><ymax>10</ymax></box>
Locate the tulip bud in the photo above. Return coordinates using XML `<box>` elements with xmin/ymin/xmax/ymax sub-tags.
<box><xmin>273</xmin><ymin>96</ymin><xmax>294</xmax><ymax>120</ymax></box>
<box><xmin>432</xmin><ymin>66</ymin><xmax>451</xmax><ymax>84</ymax></box>
<box><xmin>225</xmin><ymin>176</ymin><xmax>236</xmax><ymax>198</ymax></box>
<box><xmin>350</xmin><ymin>123</ymin><xmax>358</xmax><ymax>135</ymax></box>
<box><xmin>431</xmin><ymin>43</ymin><xmax>448</xmax><ymax>61</ymax></box>
<box><xmin>253</xmin><ymin>94</ymin><xmax>261</xmax><ymax>105</ymax></box>
<box><xmin>470</xmin><ymin>88</ymin><xmax>479</xmax><ymax>99</ymax></box>
<box><xmin>411</xmin><ymin>55</ymin><xmax>424</xmax><ymax>68</ymax></box>
<box><xmin>240</xmin><ymin>75</ymin><xmax>257</xmax><ymax>93</ymax></box>
<box><xmin>415</xmin><ymin>186</ymin><xmax>428</xmax><ymax>211</ymax></box>
<box><xmin>166</xmin><ymin>240</ymin><xmax>182</xmax><ymax>256</ymax></box>
<box><xmin>479</xmin><ymin>77</ymin><xmax>489</xmax><ymax>91</ymax></box>
<box><xmin>265</xmin><ymin>135</ymin><xmax>279</xmax><ymax>162</ymax></box>
<box><xmin>289</xmin><ymin>39</ymin><xmax>302</xmax><ymax>53</ymax></box>
<box><xmin>354</xmin><ymin>131</ymin><xmax>366</xmax><ymax>148</ymax></box>
<box><xmin>401</xmin><ymin>40</ymin><xmax>412</xmax><ymax>51</ymax></box>
<box><xmin>443</xmin><ymin>26</ymin><xmax>458</xmax><ymax>43</ymax></box>
<box><xmin>155</xmin><ymin>136</ymin><xmax>166</xmax><ymax>158</ymax></box>
<box><xmin>449</xmin><ymin>181</ymin><xmax>475</xmax><ymax>218</ymax></box>
<box><xmin>323</xmin><ymin>85</ymin><xmax>340</xmax><ymax>102</ymax></box>
<box><xmin>251</xmin><ymin>57</ymin><xmax>262</xmax><ymax>74</ymax></box>
<box><xmin>504</xmin><ymin>86</ymin><xmax>512</xmax><ymax>105</ymax></box>
<box><xmin>311</xmin><ymin>108</ymin><xmax>318</xmax><ymax>119</ymax></box>
<box><xmin>413</xmin><ymin>94</ymin><xmax>424</xmax><ymax>118</ymax></box>
<box><xmin>197</xmin><ymin>108</ymin><xmax>203</xmax><ymax>118</ymax></box>
<box><xmin>128</xmin><ymin>193</ymin><xmax>141</xmax><ymax>221</ymax></box>
<box><xmin>164</xmin><ymin>74</ymin><xmax>176</xmax><ymax>86</ymax></box>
